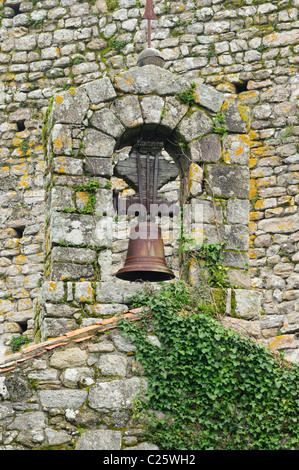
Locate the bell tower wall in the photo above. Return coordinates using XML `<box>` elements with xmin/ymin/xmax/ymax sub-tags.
<box><xmin>37</xmin><ymin>65</ymin><xmax>252</xmax><ymax>342</ymax></box>
<box><xmin>0</xmin><ymin>0</ymin><xmax>298</xmax><ymax>362</ymax></box>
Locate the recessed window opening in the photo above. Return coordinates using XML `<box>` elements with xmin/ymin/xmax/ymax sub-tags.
<box><xmin>16</xmin><ymin>120</ymin><xmax>26</xmax><ymax>132</ymax></box>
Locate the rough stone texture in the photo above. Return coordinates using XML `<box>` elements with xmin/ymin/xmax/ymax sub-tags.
<box><xmin>190</xmin><ymin>134</ymin><xmax>222</xmax><ymax>163</ymax></box>
<box><xmin>258</xmin><ymin>214</ymin><xmax>299</xmax><ymax>234</ymax></box>
<box><xmin>205</xmin><ymin>165</ymin><xmax>250</xmax><ymax>199</ymax></box>
<box><xmin>84</xmin><ymin>77</ymin><xmax>116</xmax><ymax>104</ymax></box>
<box><xmin>75</xmin><ymin>430</ymin><xmax>122</xmax><ymax>450</ymax></box>
<box><xmin>96</xmin><ymin>282</ymin><xmax>142</xmax><ymax>304</ymax></box>
<box><xmin>88</xmin><ymin>377</ymin><xmax>147</xmax><ymax>412</ymax></box>
<box><xmin>0</xmin><ymin>0</ymin><xmax>298</xmax><ymax>449</ymax></box>
<box><xmin>49</xmin><ymin>212</ymin><xmax>96</xmax><ymax>247</ymax></box>
<box><xmin>193</xmin><ymin>81</ymin><xmax>225</xmax><ymax>113</ymax></box>
<box><xmin>161</xmin><ymin>96</ymin><xmax>188</xmax><ymax>130</ymax></box>
<box><xmin>222</xmin><ymin>134</ymin><xmax>250</xmax><ymax>165</ymax></box>
<box><xmin>178</xmin><ymin>108</ymin><xmax>213</xmax><ymax>142</ymax></box>
<box><xmin>111</xmin><ymin>95</ymin><xmax>143</xmax><ymax>129</ymax></box>
<box><xmin>234</xmin><ymin>290</ymin><xmax>262</xmax><ymax>321</ymax></box>
<box><xmin>227</xmin><ymin>199</ymin><xmax>250</xmax><ymax>225</ymax></box>
<box><xmin>90</xmin><ymin>108</ymin><xmax>124</xmax><ymax>138</ymax></box>
<box><xmin>49</xmin><ymin>347</ymin><xmax>88</xmax><ymax>369</ymax></box>
<box><xmin>39</xmin><ymin>390</ymin><xmax>88</xmax><ymax>409</ymax></box>
<box><xmin>52</xmin><ymin>88</ymin><xmax>90</xmax><ymax>125</ymax></box>
<box><xmin>83</xmin><ymin>129</ymin><xmax>116</xmax><ymax>157</ymax></box>
<box><xmin>0</xmin><ymin>331</ymin><xmax>156</xmax><ymax>450</ymax></box>
<box><xmin>221</xmin><ymin>316</ymin><xmax>261</xmax><ymax>339</ymax></box>
<box><xmin>113</xmin><ymin>65</ymin><xmax>189</xmax><ymax>95</ymax></box>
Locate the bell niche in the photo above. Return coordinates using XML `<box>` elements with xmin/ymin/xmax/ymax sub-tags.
<box><xmin>41</xmin><ymin>57</ymin><xmax>251</xmax><ymax>343</ymax></box>
<box><xmin>113</xmin><ymin>141</ymin><xmax>180</xmax><ymax>282</ymax></box>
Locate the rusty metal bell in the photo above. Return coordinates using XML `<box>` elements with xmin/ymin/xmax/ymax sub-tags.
<box><xmin>116</xmin><ymin>222</ymin><xmax>175</xmax><ymax>282</ymax></box>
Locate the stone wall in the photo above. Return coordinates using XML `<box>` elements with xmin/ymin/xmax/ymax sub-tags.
<box><xmin>0</xmin><ymin>0</ymin><xmax>299</xmax><ymax>452</ymax></box>
<box><xmin>39</xmin><ymin>64</ymin><xmax>255</xmax><ymax>348</ymax></box>
<box><xmin>0</xmin><ymin>309</ymin><xmax>159</xmax><ymax>450</ymax></box>
<box><xmin>0</xmin><ymin>0</ymin><xmax>298</xmax><ymax>395</ymax></box>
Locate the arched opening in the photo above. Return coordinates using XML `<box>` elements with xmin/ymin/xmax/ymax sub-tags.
<box><xmin>110</xmin><ymin>123</ymin><xmax>191</xmax><ymax>282</ymax></box>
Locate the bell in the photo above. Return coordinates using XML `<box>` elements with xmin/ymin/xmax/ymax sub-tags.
<box><xmin>116</xmin><ymin>222</ymin><xmax>175</xmax><ymax>282</ymax></box>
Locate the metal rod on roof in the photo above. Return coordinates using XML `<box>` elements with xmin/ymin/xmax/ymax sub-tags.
<box><xmin>146</xmin><ymin>153</ymin><xmax>150</xmax><ymax>213</ymax></box>
<box><xmin>142</xmin><ymin>0</ymin><xmax>158</xmax><ymax>48</ymax></box>
<box><xmin>136</xmin><ymin>152</ymin><xmax>143</xmax><ymax>207</ymax></box>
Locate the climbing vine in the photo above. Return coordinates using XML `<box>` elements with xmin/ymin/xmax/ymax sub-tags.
<box><xmin>118</xmin><ymin>282</ymin><xmax>299</xmax><ymax>450</ymax></box>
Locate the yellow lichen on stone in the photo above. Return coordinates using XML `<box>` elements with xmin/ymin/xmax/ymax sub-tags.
<box><xmin>221</xmin><ymin>95</ymin><xmax>235</xmax><ymax>111</ymax></box>
<box><xmin>1</xmin><ymin>167</ymin><xmax>9</xmax><ymax>176</ymax></box>
<box><xmin>271</xmin><ymin>207</ymin><xmax>285</xmax><ymax>216</ymax></box>
<box><xmin>250</xmin><ymin>212</ymin><xmax>262</xmax><ymax>221</ymax></box>
<box><xmin>269</xmin><ymin>334</ymin><xmax>296</xmax><ymax>351</ymax></box>
<box><xmin>17</xmin><ymin>175</ymin><xmax>30</xmax><ymax>189</ymax></box>
<box><xmin>249</xmin><ymin>157</ymin><xmax>258</xmax><ymax>169</ymax></box>
<box><xmin>54</xmin><ymin>138</ymin><xmax>62</xmax><ymax>149</ymax></box>
<box><xmin>188</xmin><ymin>258</ymin><xmax>197</xmax><ymax>285</ymax></box>
<box><xmin>249</xmin><ymin>248</ymin><xmax>258</xmax><ymax>259</ymax></box>
<box><xmin>79</xmin><ymin>284</ymin><xmax>93</xmax><ymax>302</ymax></box>
<box><xmin>111</xmin><ymin>177</ymin><xmax>127</xmax><ymax>191</ymax></box>
<box><xmin>5</xmin><ymin>238</ymin><xmax>20</xmax><ymax>249</ymax></box>
<box><xmin>249</xmin><ymin>234</ymin><xmax>256</xmax><ymax>247</ymax></box>
<box><xmin>55</xmin><ymin>96</ymin><xmax>64</xmax><ymax>104</ymax></box>
<box><xmin>122</xmin><ymin>188</ymin><xmax>135</xmax><ymax>196</ymax></box>
<box><xmin>256</xmin><ymin>176</ymin><xmax>276</xmax><ymax>188</ymax></box>
<box><xmin>238</xmin><ymin>90</ymin><xmax>259</xmax><ymax>105</ymax></box>
<box><xmin>77</xmin><ymin>191</ymin><xmax>89</xmax><ymax>205</ymax></box>
<box><xmin>253</xmin><ymin>146</ymin><xmax>271</xmax><ymax>157</ymax></box>
<box><xmin>249</xmin><ymin>220</ymin><xmax>257</xmax><ymax>235</ymax></box>
<box><xmin>125</xmin><ymin>75</ymin><xmax>134</xmax><ymax>85</ymax></box>
<box><xmin>189</xmin><ymin>162</ymin><xmax>202</xmax><ymax>182</ymax></box>
<box><xmin>12</xmin><ymin>138</ymin><xmax>23</xmax><ymax>147</ymax></box>
<box><xmin>216</xmin><ymin>82</ymin><xmax>236</xmax><ymax>93</ymax></box>
<box><xmin>55</xmin><ymin>156</ymin><xmax>66</xmax><ymax>173</ymax></box>
<box><xmin>249</xmin><ymin>130</ymin><xmax>259</xmax><ymax>139</ymax></box>
<box><xmin>255</xmin><ymin>199</ymin><xmax>266</xmax><ymax>210</ymax></box>
<box><xmin>237</xmin><ymin>104</ymin><xmax>250</xmax><ymax>122</ymax></box>
<box><xmin>249</xmin><ymin>178</ymin><xmax>257</xmax><ymax>200</ymax></box>
<box><xmin>15</xmin><ymin>254</ymin><xmax>28</xmax><ymax>265</ymax></box>
<box><xmin>235</xmin><ymin>146</ymin><xmax>244</xmax><ymax>156</ymax></box>
<box><xmin>49</xmin><ymin>282</ymin><xmax>57</xmax><ymax>292</ymax></box>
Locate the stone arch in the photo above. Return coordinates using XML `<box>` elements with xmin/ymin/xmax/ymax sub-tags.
<box><xmin>39</xmin><ymin>64</ymin><xmax>253</xmax><ymax>341</ymax></box>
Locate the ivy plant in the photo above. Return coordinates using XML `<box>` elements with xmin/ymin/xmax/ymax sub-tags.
<box><xmin>196</xmin><ymin>240</ymin><xmax>229</xmax><ymax>288</ymax></box>
<box><xmin>118</xmin><ymin>282</ymin><xmax>299</xmax><ymax>450</ymax></box>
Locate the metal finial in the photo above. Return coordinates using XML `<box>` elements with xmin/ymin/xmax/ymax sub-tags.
<box><xmin>142</xmin><ymin>0</ymin><xmax>157</xmax><ymax>48</ymax></box>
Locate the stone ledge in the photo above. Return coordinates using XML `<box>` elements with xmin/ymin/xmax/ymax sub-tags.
<box><xmin>0</xmin><ymin>308</ymin><xmax>145</xmax><ymax>372</ymax></box>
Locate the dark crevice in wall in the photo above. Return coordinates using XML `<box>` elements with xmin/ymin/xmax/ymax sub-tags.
<box><xmin>17</xmin><ymin>321</ymin><xmax>28</xmax><ymax>333</ymax></box>
<box><xmin>235</xmin><ymin>81</ymin><xmax>249</xmax><ymax>94</ymax></box>
<box><xmin>16</xmin><ymin>120</ymin><xmax>26</xmax><ymax>132</ymax></box>
<box><xmin>8</xmin><ymin>3</ymin><xmax>21</xmax><ymax>16</ymax></box>
<box><xmin>13</xmin><ymin>225</ymin><xmax>26</xmax><ymax>238</ymax></box>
